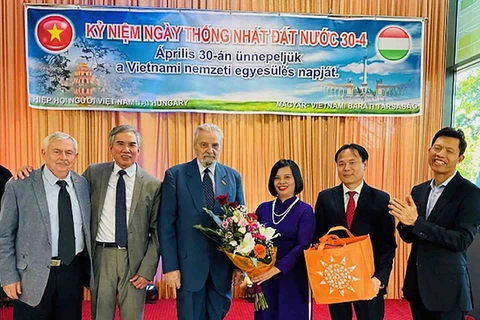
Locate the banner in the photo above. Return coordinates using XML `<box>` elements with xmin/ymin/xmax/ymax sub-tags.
<box><xmin>25</xmin><ymin>6</ymin><xmax>425</xmax><ymax>116</ymax></box>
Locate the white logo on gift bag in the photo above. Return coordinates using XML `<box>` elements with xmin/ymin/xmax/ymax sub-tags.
<box><xmin>317</xmin><ymin>256</ymin><xmax>360</xmax><ymax>297</ymax></box>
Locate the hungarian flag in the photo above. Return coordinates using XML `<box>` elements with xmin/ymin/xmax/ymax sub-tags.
<box><xmin>377</xmin><ymin>26</ymin><xmax>411</xmax><ymax>62</ymax></box>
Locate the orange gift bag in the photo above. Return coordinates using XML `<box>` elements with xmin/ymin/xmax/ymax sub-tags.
<box><xmin>304</xmin><ymin>226</ymin><xmax>376</xmax><ymax>304</ymax></box>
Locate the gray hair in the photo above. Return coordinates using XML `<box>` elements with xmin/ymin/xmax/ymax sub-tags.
<box><xmin>43</xmin><ymin>132</ymin><xmax>78</xmax><ymax>152</ymax></box>
<box><xmin>109</xmin><ymin>124</ymin><xmax>142</xmax><ymax>147</ymax></box>
<box><xmin>194</xmin><ymin>123</ymin><xmax>224</xmax><ymax>144</ymax></box>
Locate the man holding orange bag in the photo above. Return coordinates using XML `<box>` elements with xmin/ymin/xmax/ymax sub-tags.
<box><xmin>314</xmin><ymin>144</ymin><xmax>397</xmax><ymax>320</ymax></box>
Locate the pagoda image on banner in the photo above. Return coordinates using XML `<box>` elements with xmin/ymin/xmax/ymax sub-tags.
<box><xmin>72</xmin><ymin>62</ymin><xmax>96</xmax><ymax>105</ymax></box>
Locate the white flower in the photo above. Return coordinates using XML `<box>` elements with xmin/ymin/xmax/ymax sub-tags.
<box><xmin>259</xmin><ymin>225</ymin><xmax>280</xmax><ymax>241</ymax></box>
<box><xmin>238</xmin><ymin>227</ymin><xmax>246</xmax><ymax>234</ymax></box>
<box><xmin>238</xmin><ymin>218</ymin><xmax>249</xmax><ymax>227</ymax></box>
<box><xmin>232</xmin><ymin>215</ymin><xmax>239</xmax><ymax>223</ymax></box>
<box><xmin>234</xmin><ymin>233</ymin><xmax>255</xmax><ymax>255</ymax></box>
<box><xmin>229</xmin><ymin>240</ymin><xmax>238</xmax><ymax>247</ymax></box>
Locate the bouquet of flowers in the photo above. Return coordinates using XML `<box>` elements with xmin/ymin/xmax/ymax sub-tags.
<box><xmin>193</xmin><ymin>194</ymin><xmax>280</xmax><ymax>311</ymax></box>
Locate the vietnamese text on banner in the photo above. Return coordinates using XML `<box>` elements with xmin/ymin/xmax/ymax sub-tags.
<box><xmin>25</xmin><ymin>5</ymin><xmax>425</xmax><ymax>116</ymax></box>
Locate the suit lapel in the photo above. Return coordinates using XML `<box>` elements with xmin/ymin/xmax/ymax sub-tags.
<box><xmin>186</xmin><ymin>159</ymin><xmax>205</xmax><ymax>213</ymax></box>
<box><xmin>32</xmin><ymin>167</ymin><xmax>52</xmax><ymax>245</ymax></box>
<box><xmin>353</xmin><ymin>183</ymin><xmax>371</xmax><ymax>229</ymax></box>
<box><xmin>333</xmin><ymin>185</ymin><xmax>347</xmax><ymax>226</ymax></box>
<box><xmin>417</xmin><ymin>183</ymin><xmax>430</xmax><ymax>219</ymax></box>
<box><xmin>71</xmin><ymin>171</ymin><xmax>88</xmax><ymax>227</ymax></box>
<box><xmin>97</xmin><ymin>163</ymin><xmax>113</xmax><ymax>226</ymax></box>
<box><xmin>129</xmin><ymin>165</ymin><xmax>144</xmax><ymax>226</ymax></box>
<box><xmin>427</xmin><ymin>173</ymin><xmax>462</xmax><ymax>222</ymax></box>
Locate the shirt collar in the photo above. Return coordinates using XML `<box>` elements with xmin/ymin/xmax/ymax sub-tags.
<box><xmin>430</xmin><ymin>170</ymin><xmax>457</xmax><ymax>189</ymax></box>
<box><xmin>113</xmin><ymin>162</ymin><xmax>136</xmax><ymax>177</ymax></box>
<box><xmin>197</xmin><ymin>159</ymin><xmax>216</xmax><ymax>176</ymax></box>
<box><xmin>43</xmin><ymin>164</ymin><xmax>72</xmax><ymax>187</ymax></box>
<box><xmin>342</xmin><ymin>180</ymin><xmax>364</xmax><ymax>195</ymax></box>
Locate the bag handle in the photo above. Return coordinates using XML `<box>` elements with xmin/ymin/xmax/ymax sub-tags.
<box><xmin>316</xmin><ymin>226</ymin><xmax>354</xmax><ymax>246</ymax></box>
<box><xmin>316</xmin><ymin>233</ymin><xmax>347</xmax><ymax>250</ymax></box>
<box><xmin>317</xmin><ymin>235</ymin><xmax>346</xmax><ymax>250</ymax></box>
<box><xmin>323</xmin><ymin>234</ymin><xmax>340</xmax><ymax>245</ymax></box>
<box><xmin>323</xmin><ymin>226</ymin><xmax>355</xmax><ymax>239</ymax></box>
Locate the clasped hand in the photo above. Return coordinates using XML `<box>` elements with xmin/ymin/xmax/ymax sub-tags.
<box><xmin>251</xmin><ymin>266</ymin><xmax>280</xmax><ymax>285</ymax></box>
<box><xmin>388</xmin><ymin>195</ymin><xmax>419</xmax><ymax>226</ymax></box>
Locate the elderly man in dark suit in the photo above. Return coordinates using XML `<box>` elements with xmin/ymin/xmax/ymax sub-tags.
<box><xmin>390</xmin><ymin>127</ymin><xmax>480</xmax><ymax>320</ymax></box>
<box><xmin>0</xmin><ymin>132</ymin><xmax>93</xmax><ymax>320</ymax></box>
<box><xmin>160</xmin><ymin>123</ymin><xmax>245</xmax><ymax>320</ymax></box>
<box><xmin>314</xmin><ymin>143</ymin><xmax>396</xmax><ymax>320</ymax></box>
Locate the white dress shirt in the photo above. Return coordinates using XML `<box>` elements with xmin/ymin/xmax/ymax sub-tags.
<box><xmin>426</xmin><ymin>171</ymin><xmax>457</xmax><ymax>219</ymax></box>
<box><xmin>96</xmin><ymin>163</ymin><xmax>136</xmax><ymax>243</ymax></box>
<box><xmin>342</xmin><ymin>181</ymin><xmax>364</xmax><ymax>212</ymax></box>
<box><xmin>197</xmin><ymin>160</ymin><xmax>216</xmax><ymax>194</ymax></box>
<box><xmin>42</xmin><ymin>165</ymin><xmax>84</xmax><ymax>257</ymax></box>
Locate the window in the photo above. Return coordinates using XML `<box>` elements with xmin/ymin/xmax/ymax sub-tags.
<box><xmin>456</xmin><ymin>0</ymin><xmax>480</xmax><ymax>63</ymax></box>
<box><xmin>454</xmin><ymin>64</ymin><xmax>480</xmax><ymax>186</ymax></box>
<box><xmin>446</xmin><ymin>0</ymin><xmax>480</xmax><ymax>186</ymax></box>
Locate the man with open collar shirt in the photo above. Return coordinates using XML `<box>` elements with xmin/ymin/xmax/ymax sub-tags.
<box><xmin>390</xmin><ymin>127</ymin><xmax>480</xmax><ymax>320</ymax></box>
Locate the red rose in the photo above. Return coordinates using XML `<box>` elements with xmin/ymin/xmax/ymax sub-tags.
<box><xmin>247</xmin><ymin>213</ymin><xmax>258</xmax><ymax>221</ymax></box>
<box><xmin>229</xmin><ymin>201</ymin><xmax>239</xmax><ymax>208</ymax></box>
<box><xmin>216</xmin><ymin>194</ymin><xmax>229</xmax><ymax>205</ymax></box>
<box><xmin>247</xmin><ymin>283</ymin><xmax>263</xmax><ymax>294</ymax></box>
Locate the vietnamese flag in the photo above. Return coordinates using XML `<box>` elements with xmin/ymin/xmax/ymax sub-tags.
<box><xmin>36</xmin><ymin>15</ymin><xmax>74</xmax><ymax>53</ymax></box>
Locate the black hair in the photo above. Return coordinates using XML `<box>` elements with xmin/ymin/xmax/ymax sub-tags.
<box><xmin>431</xmin><ymin>127</ymin><xmax>467</xmax><ymax>156</ymax></box>
<box><xmin>334</xmin><ymin>144</ymin><xmax>369</xmax><ymax>163</ymax></box>
<box><xmin>268</xmin><ymin>159</ymin><xmax>304</xmax><ymax>197</ymax></box>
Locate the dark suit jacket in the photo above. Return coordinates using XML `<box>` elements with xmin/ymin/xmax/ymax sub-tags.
<box><xmin>0</xmin><ymin>165</ymin><xmax>12</xmax><ymax>200</ymax></box>
<box><xmin>160</xmin><ymin>159</ymin><xmax>244</xmax><ymax>294</ymax></box>
<box><xmin>398</xmin><ymin>172</ymin><xmax>480</xmax><ymax>312</ymax></box>
<box><xmin>314</xmin><ymin>182</ymin><xmax>397</xmax><ymax>294</ymax></box>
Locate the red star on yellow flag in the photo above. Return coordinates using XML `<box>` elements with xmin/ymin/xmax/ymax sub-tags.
<box><xmin>47</xmin><ymin>24</ymin><xmax>64</xmax><ymax>42</ymax></box>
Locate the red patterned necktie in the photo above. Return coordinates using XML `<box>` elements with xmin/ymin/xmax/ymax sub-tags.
<box><xmin>346</xmin><ymin>191</ymin><xmax>356</xmax><ymax>229</ymax></box>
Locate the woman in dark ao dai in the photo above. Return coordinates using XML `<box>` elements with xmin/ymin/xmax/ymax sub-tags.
<box><xmin>252</xmin><ymin>159</ymin><xmax>315</xmax><ymax>320</ymax></box>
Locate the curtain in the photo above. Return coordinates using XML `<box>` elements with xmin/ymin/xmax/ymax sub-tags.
<box><xmin>0</xmin><ymin>0</ymin><xmax>448</xmax><ymax>299</ymax></box>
